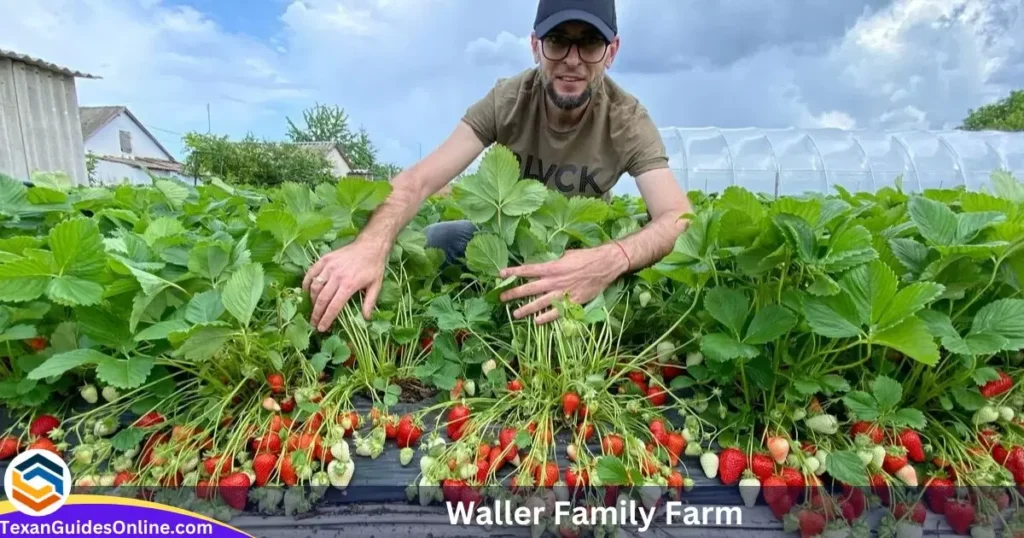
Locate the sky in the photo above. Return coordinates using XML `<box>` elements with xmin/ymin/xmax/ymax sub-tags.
<box><xmin>1</xmin><ymin>0</ymin><xmax>1022</xmax><ymax>194</ymax></box>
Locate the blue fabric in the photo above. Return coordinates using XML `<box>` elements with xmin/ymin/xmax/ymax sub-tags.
<box><xmin>424</xmin><ymin>220</ymin><xmax>478</xmax><ymax>265</ymax></box>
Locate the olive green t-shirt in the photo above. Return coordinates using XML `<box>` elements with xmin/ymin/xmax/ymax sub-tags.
<box><xmin>461</xmin><ymin>68</ymin><xmax>668</xmax><ymax>199</ymax></box>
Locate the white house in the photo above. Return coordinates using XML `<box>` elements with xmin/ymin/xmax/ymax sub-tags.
<box><xmin>79</xmin><ymin>105</ymin><xmax>191</xmax><ymax>186</ymax></box>
<box><xmin>292</xmin><ymin>141</ymin><xmax>361</xmax><ymax>178</ymax></box>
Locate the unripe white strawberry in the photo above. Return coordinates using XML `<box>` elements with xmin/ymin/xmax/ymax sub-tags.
<box><xmin>80</xmin><ymin>384</ymin><xmax>98</xmax><ymax>404</ymax></box>
<box><xmin>700</xmin><ymin>452</ymin><xmax>718</xmax><ymax>478</ymax></box>
<box><xmin>895</xmin><ymin>465</ymin><xmax>917</xmax><ymax>487</ymax></box>
<box><xmin>738</xmin><ymin>472</ymin><xmax>760</xmax><ymax>507</ymax></box>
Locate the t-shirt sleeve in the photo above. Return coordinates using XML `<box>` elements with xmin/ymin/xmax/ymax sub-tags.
<box><xmin>461</xmin><ymin>85</ymin><xmax>498</xmax><ymax>147</ymax></box>
<box><xmin>622</xmin><ymin>106</ymin><xmax>670</xmax><ymax>178</ymax></box>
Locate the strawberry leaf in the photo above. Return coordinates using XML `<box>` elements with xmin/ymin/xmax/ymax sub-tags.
<box><xmin>890</xmin><ymin>408</ymin><xmax>926</xmax><ymax>429</ymax></box>
<box><xmin>826</xmin><ymin>450</ymin><xmax>868</xmax><ymax>487</ymax></box>
<box><xmin>743</xmin><ymin>305</ymin><xmax>797</xmax><ymax>345</ymax></box>
<box><xmin>26</xmin><ymin>349</ymin><xmax>108</xmax><ymax>380</ymax></box>
<box><xmin>699</xmin><ymin>333</ymin><xmax>759</xmax><ymax>362</ymax></box>
<box><xmin>843</xmin><ymin>391</ymin><xmax>879</xmax><ymax>421</ymax></box>
<box><xmin>704</xmin><ymin>287</ymin><xmax>748</xmax><ymax>337</ymax></box>
<box><xmin>95</xmin><ymin>355</ymin><xmax>155</xmax><ymax>389</ymax></box>
<box><xmin>110</xmin><ymin>427</ymin><xmax>147</xmax><ymax>452</ymax></box>
<box><xmin>222</xmin><ymin>263</ymin><xmax>264</xmax><ymax>326</ymax></box>
<box><xmin>872</xmin><ymin>315</ymin><xmax>940</xmax><ymax>366</ymax></box>
<box><xmin>465</xmin><ymin>233</ymin><xmax>508</xmax><ymax>278</ymax></box>
<box><xmin>871</xmin><ymin>376</ymin><xmax>903</xmax><ymax>413</ymax></box>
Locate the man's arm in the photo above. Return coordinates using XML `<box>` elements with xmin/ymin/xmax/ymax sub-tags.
<box><xmin>611</xmin><ymin>167</ymin><xmax>692</xmax><ymax>271</ymax></box>
<box><xmin>498</xmin><ymin>168</ymin><xmax>691</xmax><ymax>324</ymax></box>
<box><xmin>353</xmin><ymin>122</ymin><xmax>485</xmax><ymax>251</ymax></box>
<box><xmin>304</xmin><ymin>122</ymin><xmax>485</xmax><ymax>331</ymax></box>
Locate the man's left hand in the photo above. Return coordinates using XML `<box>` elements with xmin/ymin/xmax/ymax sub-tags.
<box><xmin>498</xmin><ymin>243</ymin><xmax>630</xmax><ymax>324</ymax></box>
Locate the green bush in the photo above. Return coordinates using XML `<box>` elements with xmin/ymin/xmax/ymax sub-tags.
<box><xmin>182</xmin><ymin>132</ymin><xmax>336</xmax><ymax>187</ymax></box>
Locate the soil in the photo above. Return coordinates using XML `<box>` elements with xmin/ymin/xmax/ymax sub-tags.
<box><xmin>394</xmin><ymin>377</ymin><xmax>436</xmax><ymax>403</ymax></box>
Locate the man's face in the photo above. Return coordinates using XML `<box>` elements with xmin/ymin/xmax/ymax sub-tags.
<box><xmin>532</xmin><ymin>21</ymin><xmax>619</xmax><ymax>111</ymax></box>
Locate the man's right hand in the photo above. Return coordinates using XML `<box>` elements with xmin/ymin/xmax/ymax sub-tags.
<box><xmin>303</xmin><ymin>238</ymin><xmax>389</xmax><ymax>332</ymax></box>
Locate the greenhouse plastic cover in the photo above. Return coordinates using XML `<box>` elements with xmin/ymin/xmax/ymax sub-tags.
<box><xmin>647</xmin><ymin>127</ymin><xmax>1024</xmax><ymax>196</ymax></box>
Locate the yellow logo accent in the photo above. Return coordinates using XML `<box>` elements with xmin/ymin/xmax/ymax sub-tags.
<box><xmin>3</xmin><ymin>448</ymin><xmax>72</xmax><ymax>517</ymax></box>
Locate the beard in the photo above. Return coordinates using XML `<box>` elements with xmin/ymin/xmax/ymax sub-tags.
<box><xmin>544</xmin><ymin>76</ymin><xmax>594</xmax><ymax>110</ymax></box>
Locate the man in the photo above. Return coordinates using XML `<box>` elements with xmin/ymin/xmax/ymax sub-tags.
<box><xmin>303</xmin><ymin>0</ymin><xmax>692</xmax><ymax>332</ymax></box>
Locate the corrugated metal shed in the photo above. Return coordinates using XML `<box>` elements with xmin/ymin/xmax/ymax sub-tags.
<box><xmin>0</xmin><ymin>49</ymin><xmax>100</xmax><ymax>186</ymax></box>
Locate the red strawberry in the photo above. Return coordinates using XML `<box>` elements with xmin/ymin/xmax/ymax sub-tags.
<box><xmin>667</xmin><ymin>470</ymin><xmax>684</xmax><ymax>495</ymax></box>
<box><xmin>882</xmin><ymin>447</ymin><xmax>908</xmax><ymax>474</ymax></box>
<box><xmin>28</xmin><ymin>438</ymin><xmax>60</xmax><ymax>456</ymax></box>
<box><xmin>251</xmin><ymin>433</ymin><xmax>282</xmax><ymax>454</ymax></box>
<box><xmin>384</xmin><ymin>416</ymin><xmax>399</xmax><ymax>439</ymax></box>
<box><xmin>898</xmin><ymin>429</ymin><xmax>925</xmax><ymax>462</ymax></box>
<box><xmin>279</xmin><ymin>453</ymin><xmax>298</xmax><ymax>486</ymax></box>
<box><xmin>447</xmin><ymin>404</ymin><xmax>470</xmax><ymax>431</ymax></box>
<box><xmin>750</xmin><ymin>452</ymin><xmax>774</xmax><ymax>481</ymax></box>
<box><xmin>768</xmin><ymin>493</ymin><xmax>793</xmax><ymax>520</ymax></box>
<box><xmin>660</xmin><ymin>362</ymin><xmax>685</xmax><ymax>381</ymax></box>
<box><xmin>718</xmin><ymin>447</ymin><xmax>747</xmax><ymax>485</ymax></box>
<box><xmin>267</xmin><ymin>372</ymin><xmax>285</xmax><ymax>393</ymax></box>
<box><xmin>850</xmin><ymin>421</ymin><xmax>883</xmax><ymax>444</ymax></box>
<box><xmin>1005</xmin><ymin>447</ymin><xmax>1024</xmax><ymax>482</ymax></box>
<box><xmin>475</xmin><ymin>459</ymin><xmax>489</xmax><ymax>483</ymax></box>
<box><xmin>498</xmin><ymin>428</ymin><xmax>518</xmax><ymax>462</ymax></box>
<box><xmin>218</xmin><ymin>472</ymin><xmax>251</xmax><ymax>510</ymax></box>
<box><xmin>29</xmin><ymin>414</ymin><xmax>60</xmax><ymax>438</ymax></box>
<box><xmin>203</xmin><ymin>455</ymin><xmax>233</xmax><ymax>477</ymax></box>
<box><xmin>133</xmin><ymin>411</ymin><xmax>164</xmax><ymax>428</ymax></box>
<box><xmin>665</xmin><ymin>433</ymin><xmax>686</xmax><ymax>458</ymax></box>
<box><xmin>645</xmin><ymin>386</ymin><xmax>667</xmax><ymax>406</ymax></box>
<box><xmin>992</xmin><ymin>443</ymin><xmax>1009</xmax><ymax>465</ymax></box>
<box><xmin>0</xmin><ymin>436</ymin><xmax>20</xmax><ymax>460</ymax></box>
<box><xmin>396</xmin><ymin>415</ymin><xmax>422</xmax><ymax>449</ymax></box>
<box><xmin>980</xmin><ymin>371</ymin><xmax>1013</xmax><ymax>398</ymax></box>
<box><xmin>925</xmin><ymin>476</ymin><xmax>954</xmax><ymax>514</ymax></box>
<box><xmin>781</xmin><ymin>467</ymin><xmax>805</xmax><ymax>500</ymax></box>
<box><xmin>871</xmin><ymin>473</ymin><xmax>891</xmax><ymax>506</ymax></box>
<box><xmin>796</xmin><ymin>508</ymin><xmax>825</xmax><ymax>538</ymax></box>
<box><xmin>601</xmin><ymin>434</ymin><xmax>625</xmax><ymax>457</ymax></box>
<box><xmin>507</xmin><ymin>379</ymin><xmax>523</xmax><ymax>392</ymax></box>
<box><xmin>534</xmin><ymin>461</ymin><xmax>559</xmax><ymax>488</ymax></box>
<box><xmin>279</xmin><ymin>397</ymin><xmax>295</xmax><ymax>413</ymax></box>
<box><xmin>562</xmin><ymin>392</ymin><xmax>580</xmax><ymax>418</ymax></box>
<box><xmin>26</xmin><ymin>337</ymin><xmax>48</xmax><ymax>351</ymax></box>
<box><xmin>565</xmin><ymin>465</ymin><xmax>589</xmax><ymax>489</ymax></box>
<box><xmin>196</xmin><ymin>479</ymin><xmax>216</xmax><ymax>500</ymax></box>
<box><xmin>627</xmin><ymin>371</ymin><xmax>646</xmax><ymax>385</ymax></box>
<box><xmin>840</xmin><ymin>500</ymin><xmax>857</xmax><ymax>522</ymax></box>
<box><xmin>113</xmin><ymin>471</ymin><xmax>135</xmax><ymax>487</ymax></box>
<box><xmin>893</xmin><ymin>502</ymin><xmax>926</xmax><ymax>525</ymax></box>
<box><xmin>943</xmin><ymin>499</ymin><xmax>975</xmax><ymax>535</ymax></box>
<box><xmin>253</xmin><ymin>453</ymin><xmax>278</xmax><ymax>487</ymax></box>
<box><xmin>442</xmin><ymin>478</ymin><xmax>466</xmax><ymax>504</ymax></box>
<box><xmin>577</xmin><ymin>422</ymin><xmax>594</xmax><ymax>442</ymax></box>
<box><xmin>762</xmin><ymin>474</ymin><xmax>789</xmax><ymax>505</ymax></box>
<box><xmin>839</xmin><ymin>487</ymin><xmax>865</xmax><ymax>520</ymax></box>
<box><xmin>459</xmin><ymin>486</ymin><xmax>483</xmax><ymax>509</ymax></box>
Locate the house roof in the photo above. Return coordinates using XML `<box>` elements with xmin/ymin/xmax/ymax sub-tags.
<box><xmin>79</xmin><ymin>106</ymin><xmax>177</xmax><ymax>162</ymax></box>
<box><xmin>293</xmin><ymin>141</ymin><xmax>355</xmax><ymax>170</ymax></box>
<box><xmin>0</xmin><ymin>48</ymin><xmax>100</xmax><ymax>79</ymax></box>
<box><xmin>94</xmin><ymin>154</ymin><xmax>184</xmax><ymax>173</ymax></box>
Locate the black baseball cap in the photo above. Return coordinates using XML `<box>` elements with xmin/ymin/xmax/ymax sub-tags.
<box><xmin>534</xmin><ymin>0</ymin><xmax>617</xmax><ymax>42</ymax></box>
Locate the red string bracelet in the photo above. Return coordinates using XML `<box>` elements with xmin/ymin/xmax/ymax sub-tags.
<box><xmin>612</xmin><ymin>240</ymin><xmax>632</xmax><ymax>272</ymax></box>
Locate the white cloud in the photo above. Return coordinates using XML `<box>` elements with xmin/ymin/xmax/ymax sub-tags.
<box><xmin>0</xmin><ymin>0</ymin><xmax>1020</xmax><ymax>173</ymax></box>
<box><xmin>465</xmin><ymin>31</ymin><xmax>532</xmax><ymax>68</ymax></box>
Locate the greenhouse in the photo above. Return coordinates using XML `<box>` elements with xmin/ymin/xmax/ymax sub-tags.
<box><xmin>655</xmin><ymin>127</ymin><xmax>1024</xmax><ymax>196</ymax></box>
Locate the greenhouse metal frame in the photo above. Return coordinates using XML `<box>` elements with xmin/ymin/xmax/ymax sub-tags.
<box><xmin>657</xmin><ymin>127</ymin><xmax>1024</xmax><ymax>196</ymax></box>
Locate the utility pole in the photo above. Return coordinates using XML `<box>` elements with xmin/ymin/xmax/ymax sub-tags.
<box><xmin>207</xmin><ymin>104</ymin><xmax>211</xmax><ymax>133</ymax></box>
<box><xmin>418</xmin><ymin>142</ymin><xmax>422</xmax><ymax>160</ymax></box>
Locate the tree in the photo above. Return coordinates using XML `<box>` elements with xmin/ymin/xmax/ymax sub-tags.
<box><xmin>286</xmin><ymin>102</ymin><xmax>405</xmax><ymax>181</ymax></box>
<box><xmin>960</xmin><ymin>90</ymin><xmax>1024</xmax><ymax>131</ymax></box>
<box><xmin>182</xmin><ymin>132</ymin><xmax>334</xmax><ymax>187</ymax></box>
<box><xmin>286</xmin><ymin>103</ymin><xmax>354</xmax><ymax>145</ymax></box>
